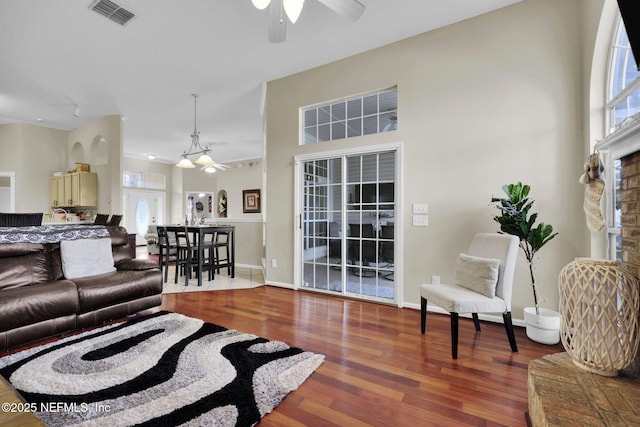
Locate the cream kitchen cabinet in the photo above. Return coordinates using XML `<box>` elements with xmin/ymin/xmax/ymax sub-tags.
<box><xmin>50</xmin><ymin>175</ymin><xmax>65</xmax><ymax>207</ymax></box>
<box><xmin>50</xmin><ymin>172</ymin><xmax>97</xmax><ymax>207</ymax></box>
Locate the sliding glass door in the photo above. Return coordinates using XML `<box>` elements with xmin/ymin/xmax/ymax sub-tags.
<box><xmin>299</xmin><ymin>149</ymin><xmax>397</xmax><ymax>303</ymax></box>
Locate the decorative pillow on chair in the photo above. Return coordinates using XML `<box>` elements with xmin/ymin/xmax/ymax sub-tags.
<box><xmin>454</xmin><ymin>253</ymin><xmax>500</xmax><ymax>298</ymax></box>
<box><xmin>60</xmin><ymin>238</ymin><xmax>116</xmax><ymax>279</ymax></box>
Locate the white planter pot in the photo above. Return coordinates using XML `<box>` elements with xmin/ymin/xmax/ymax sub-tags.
<box><xmin>524</xmin><ymin>307</ymin><xmax>561</xmax><ymax>345</ymax></box>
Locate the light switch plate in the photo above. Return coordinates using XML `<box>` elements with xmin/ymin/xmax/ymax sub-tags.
<box><xmin>413</xmin><ymin>215</ymin><xmax>428</xmax><ymax>226</ymax></box>
<box><xmin>413</xmin><ymin>203</ymin><xmax>428</xmax><ymax>214</ymax></box>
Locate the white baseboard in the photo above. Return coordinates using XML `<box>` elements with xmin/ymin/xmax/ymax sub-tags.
<box><xmin>265</xmin><ymin>281</ymin><xmax>295</xmax><ymax>289</ymax></box>
<box><xmin>235</xmin><ymin>263</ymin><xmax>262</xmax><ymax>270</ymax></box>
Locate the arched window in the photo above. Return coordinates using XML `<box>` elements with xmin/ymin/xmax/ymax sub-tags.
<box><xmin>604</xmin><ymin>17</ymin><xmax>639</xmax><ymax>261</ymax></box>
<box><xmin>607</xmin><ymin>18</ymin><xmax>640</xmax><ymax>132</ymax></box>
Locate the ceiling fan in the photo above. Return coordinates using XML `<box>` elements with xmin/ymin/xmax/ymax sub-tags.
<box><xmin>251</xmin><ymin>0</ymin><xmax>365</xmax><ymax>43</ymax></box>
<box><xmin>200</xmin><ymin>155</ymin><xmax>230</xmax><ymax>174</ymax></box>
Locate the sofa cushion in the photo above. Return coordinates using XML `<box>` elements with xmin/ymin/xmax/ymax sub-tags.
<box><xmin>74</xmin><ymin>269</ymin><xmax>162</xmax><ymax>314</ymax></box>
<box><xmin>47</xmin><ymin>243</ymin><xmax>64</xmax><ymax>281</ymax></box>
<box><xmin>454</xmin><ymin>253</ymin><xmax>500</xmax><ymax>298</ymax></box>
<box><xmin>60</xmin><ymin>238</ymin><xmax>116</xmax><ymax>279</ymax></box>
<box><xmin>0</xmin><ymin>280</ymin><xmax>79</xmax><ymax>332</ymax></box>
<box><xmin>0</xmin><ymin>243</ymin><xmax>49</xmax><ymax>290</ymax></box>
<box><xmin>107</xmin><ymin>226</ymin><xmax>135</xmax><ymax>265</ymax></box>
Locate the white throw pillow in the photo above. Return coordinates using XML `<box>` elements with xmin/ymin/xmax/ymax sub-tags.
<box><xmin>60</xmin><ymin>238</ymin><xmax>116</xmax><ymax>279</ymax></box>
<box><xmin>454</xmin><ymin>253</ymin><xmax>500</xmax><ymax>298</ymax></box>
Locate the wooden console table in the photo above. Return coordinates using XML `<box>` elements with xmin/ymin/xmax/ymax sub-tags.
<box><xmin>528</xmin><ymin>352</ymin><xmax>640</xmax><ymax>426</ymax></box>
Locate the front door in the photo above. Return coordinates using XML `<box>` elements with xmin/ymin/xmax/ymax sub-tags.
<box><xmin>122</xmin><ymin>190</ymin><xmax>164</xmax><ymax>245</ymax></box>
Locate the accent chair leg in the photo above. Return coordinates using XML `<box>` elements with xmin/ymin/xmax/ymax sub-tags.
<box><xmin>472</xmin><ymin>313</ymin><xmax>481</xmax><ymax>331</ymax></box>
<box><xmin>420</xmin><ymin>297</ymin><xmax>427</xmax><ymax>334</ymax></box>
<box><xmin>450</xmin><ymin>312</ymin><xmax>459</xmax><ymax>359</ymax></box>
<box><xmin>502</xmin><ymin>311</ymin><xmax>518</xmax><ymax>352</ymax></box>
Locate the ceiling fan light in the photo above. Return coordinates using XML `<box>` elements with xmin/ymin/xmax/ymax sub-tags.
<box><xmin>252</xmin><ymin>0</ymin><xmax>271</xmax><ymax>10</ymax></box>
<box><xmin>283</xmin><ymin>0</ymin><xmax>304</xmax><ymax>23</ymax></box>
<box><xmin>176</xmin><ymin>157</ymin><xmax>196</xmax><ymax>168</ymax></box>
<box><xmin>195</xmin><ymin>154</ymin><xmax>215</xmax><ymax>165</ymax></box>
<box><xmin>204</xmin><ymin>166</ymin><xmax>217</xmax><ymax>174</ymax></box>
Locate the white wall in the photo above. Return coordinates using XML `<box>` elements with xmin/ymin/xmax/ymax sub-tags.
<box><xmin>264</xmin><ymin>0</ymin><xmax>598</xmax><ymax>320</ymax></box>
<box><xmin>122</xmin><ymin>156</ymin><xmax>175</xmax><ymax>224</ymax></box>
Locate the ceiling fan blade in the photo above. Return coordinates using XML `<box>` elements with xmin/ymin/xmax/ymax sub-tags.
<box><xmin>316</xmin><ymin>0</ymin><xmax>365</xmax><ymax>22</ymax></box>
<box><xmin>268</xmin><ymin>0</ymin><xmax>287</xmax><ymax>43</ymax></box>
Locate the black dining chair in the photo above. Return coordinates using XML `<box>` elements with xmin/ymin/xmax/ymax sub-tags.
<box><xmin>210</xmin><ymin>230</ymin><xmax>231</xmax><ymax>276</ymax></box>
<box><xmin>108</xmin><ymin>214</ymin><xmax>123</xmax><ymax>226</ymax></box>
<box><xmin>157</xmin><ymin>226</ymin><xmax>178</xmax><ymax>283</ymax></box>
<box><xmin>167</xmin><ymin>226</ymin><xmax>214</xmax><ymax>286</ymax></box>
<box><xmin>93</xmin><ymin>214</ymin><xmax>109</xmax><ymax>225</ymax></box>
<box><xmin>167</xmin><ymin>226</ymin><xmax>196</xmax><ymax>285</ymax></box>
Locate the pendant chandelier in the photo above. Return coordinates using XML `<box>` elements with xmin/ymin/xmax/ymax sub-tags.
<box><xmin>176</xmin><ymin>94</ymin><xmax>216</xmax><ymax>169</ymax></box>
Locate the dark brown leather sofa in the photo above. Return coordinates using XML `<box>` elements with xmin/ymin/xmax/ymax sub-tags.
<box><xmin>0</xmin><ymin>226</ymin><xmax>162</xmax><ymax>351</ymax></box>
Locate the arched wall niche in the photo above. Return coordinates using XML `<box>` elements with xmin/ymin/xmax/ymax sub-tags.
<box><xmin>90</xmin><ymin>135</ymin><xmax>108</xmax><ymax>165</ymax></box>
<box><xmin>70</xmin><ymin>142</ymin><xmax>85</xmax><ymax>168</ymax></box>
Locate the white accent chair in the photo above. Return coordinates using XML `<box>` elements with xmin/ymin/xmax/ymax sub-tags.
<box><xmin>420</xmin><ymin>233</ymin><xmax>520</xmax><ymax>359</ymax></box>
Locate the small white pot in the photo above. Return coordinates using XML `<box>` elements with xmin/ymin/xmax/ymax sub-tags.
<box><xmin>524</xmin><ymin>307</ymin><xmax>561</xmax><ymax>345</ymax></box>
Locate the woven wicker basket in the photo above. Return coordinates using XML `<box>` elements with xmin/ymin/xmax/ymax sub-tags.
<box><xmin>559</xmin><ymin>258</ymin><xmax>640</xmax><ymax>376</ymax></box>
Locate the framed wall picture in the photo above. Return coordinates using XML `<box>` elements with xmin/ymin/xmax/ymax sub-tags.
<box><xmin>243</xmin><ymin>189</ymin><xmax>261</xmax><ymax>213</ymax></box>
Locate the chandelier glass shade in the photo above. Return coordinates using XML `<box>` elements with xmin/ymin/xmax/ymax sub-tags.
<box><xmin>176</xmin><ymin>94</ymin><xmax>218</xmax><ymax>169</ymax></box>
<box><xmin>176</xmin><ymin>157</ymin><xmax>195</xmax><ymax>168</ymax></box>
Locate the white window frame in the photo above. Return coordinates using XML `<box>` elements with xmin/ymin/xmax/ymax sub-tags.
<box><xmin>300</xmin><ymin>87</ymin><xmax>398</xmax><ymax>145</ymax></box>
<box><xmin>603</xmin><ymin>16</ymin><xmax>640</xmax><ymax>262</ymax></box>
<box><xmin>293</xmin><ymin>142</ymin><xmax>404</xmax><ymax>307</ymax></box>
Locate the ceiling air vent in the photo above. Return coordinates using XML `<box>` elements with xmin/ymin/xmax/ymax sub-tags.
<box><xmin>90</xmin><ymin>0</ymin><xmax>135</xmax><ymax>26</ymax></box>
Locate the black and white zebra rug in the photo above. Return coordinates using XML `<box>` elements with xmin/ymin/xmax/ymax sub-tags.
<box><xmin>0</xmin><ymin>311</ymin><xmax>324</xmax><ymax>426</ymax></box>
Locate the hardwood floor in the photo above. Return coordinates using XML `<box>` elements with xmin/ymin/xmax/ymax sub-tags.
<box><xmin>161</xmin><ymin>286</ymin><xmax>563</xmax><ymax>427</ymax></box>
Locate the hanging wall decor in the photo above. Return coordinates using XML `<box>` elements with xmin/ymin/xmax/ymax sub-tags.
<box><xmin>242</xmin><ymin>189</ymin><xmax>261</xmax><ymax>213</ymax></box>
<box><xmin>217</xmin><ymin>190</ymin><xmax>227</xmax><ymax>218</ymax></box>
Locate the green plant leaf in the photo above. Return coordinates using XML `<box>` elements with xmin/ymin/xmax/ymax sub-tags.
<box><xmin>490</xmin><ymin>182</ymin><xmax>558</xmax><ymax>310</ymax></box>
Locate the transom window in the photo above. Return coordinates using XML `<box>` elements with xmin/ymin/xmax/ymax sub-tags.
<box><xmin>123</xmin><ymin>171</ymin><xmax>166</xmax><ymax>190</ymax></box>
<box><xmin>301</xmin><ymin>87</ymin><xmax>398</xmax><ymax>145</ymax></box>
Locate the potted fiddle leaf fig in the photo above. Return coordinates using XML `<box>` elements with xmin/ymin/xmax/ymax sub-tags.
<box><xmin>491</xmin><ymin>182</ymin><xmax>560</xmax><ymax>344</ymax></box>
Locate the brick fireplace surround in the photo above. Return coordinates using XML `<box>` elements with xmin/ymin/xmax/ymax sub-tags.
<box><xmin>620</xmin><ymin>151</ymin><xmax>640</xmax><ymax>377</ymax></box>
<box><xmin>527</xmin><ymin>149</ymin><xmax>640</xmax><ymax>426</ymax></box>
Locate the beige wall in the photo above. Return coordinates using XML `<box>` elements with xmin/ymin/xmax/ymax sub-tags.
<box><xmin>180</xmin><ymin>159</ymin><xmax>264</xmax><ymax>267</ymax></box>
<box><xmin>68</xmin><ymin>115</ymin><xmax>123</xmax><ymax>215</ymax></box>
<box><xmin>0</xmin><ymin>123</ymin><xmax>67</xmax><ymax>212</ymax></box>
<box><xmin>0</xmin><ymin>116</ymin><xmax>123</xmax><ymax>216</ymax></box>
<box><xmin>180</xmin><ymin>159</ymin><xmax>262</xmax><ymax>219</ymax></box>
<box><xmin>264</xmin><ymin>0</ymin><xmax>600</xmax><ymax>319</ymax></box>
<box><xmin>214</xmin><ymin>159</ymin><xmax>264</xmax><ymax>267</ymax></box>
